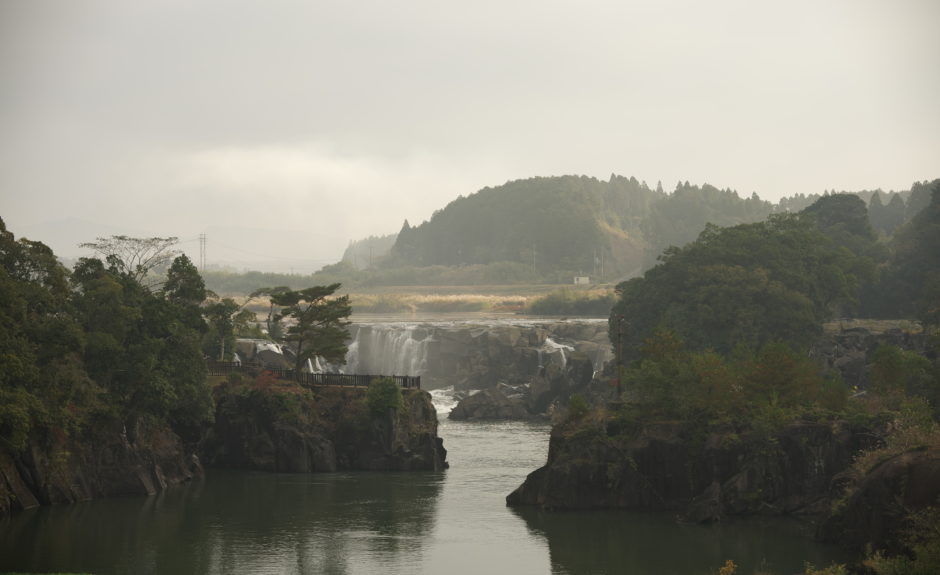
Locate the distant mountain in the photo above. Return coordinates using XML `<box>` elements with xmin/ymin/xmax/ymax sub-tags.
<box><xmin>375</xmin><ymin>175</ymin><xmax>779</xmax><ymax>283</ymax></box>
<box><xmin>341</xmin><ymin>233</ymin><xmax>398</xmax><ymax>270</ymax></box>
<box><xmin>384</xmin><ymin>175</ymin><xmax>659</xmax><ymax>282</ymax></box>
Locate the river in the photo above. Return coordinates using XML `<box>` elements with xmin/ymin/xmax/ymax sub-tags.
<box><xmin>0</xmin><ymin>389</ymin><xmax>853</xmax><ymax>575</ymax></box>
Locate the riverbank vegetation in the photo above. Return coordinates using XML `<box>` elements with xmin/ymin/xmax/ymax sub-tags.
<box><xmin>591</xmin><ymin>185</ymin><xmax>940</xmax><ymax>572</ymax></box>
<box><xmin>0</xmin><ymin>220</ymin><xmax>386</xmax><ymax>515</ymax></box>
<box><xmin>525</xmin><ymin>288</ymin><xmax>616</xmax><ymax>316</ymax></box>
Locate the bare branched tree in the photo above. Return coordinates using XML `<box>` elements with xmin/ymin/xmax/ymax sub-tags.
<box><xmin>79</xmin><ymin>235</ymin><xmax>180</xmax><ymax>286</ymax></box>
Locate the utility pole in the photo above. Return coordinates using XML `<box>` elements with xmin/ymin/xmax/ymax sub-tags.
<box><xmin>199</xmin><ymin>233</ymin><xmax>207</xmax><ymax>272</ymax></box>
<box><xmin>617</xmin><ymin>315</ymin><xmax>625</xmax><ymax>397</ymax></box>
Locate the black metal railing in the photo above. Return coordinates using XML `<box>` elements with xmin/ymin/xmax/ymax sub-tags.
<box><xmin>207</xmin><ymin>361</ymin><xmax>420</xmax><ymax>389</ymax></box>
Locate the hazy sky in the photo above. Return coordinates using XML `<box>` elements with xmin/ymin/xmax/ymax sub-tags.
<box><xmin>2</xmin><ymin>0</ymin><xmax>938</xmax><ymax>272</ymax></box>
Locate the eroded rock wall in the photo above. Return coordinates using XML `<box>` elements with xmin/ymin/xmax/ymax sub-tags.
<box><xmin>205</xmin><ymin>387</ymin><xmax>447</xmax><ymax>473</ymax></box>
<box><xmin>506</xmin><ymin>417</ymin><xmax>874</xmax><ymax>521</ymax></box>
<box><xmin>0</xmin><ymin>421</ymin><xmax>202</xmax><ymax>515</ymax></box>
<box><xmin>346</xmin><ymin>320</ymin><xmax>613</xmax><ymax>391</ymax></box>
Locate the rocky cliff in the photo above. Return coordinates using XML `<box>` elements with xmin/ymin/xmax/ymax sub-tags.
<box><xmin>448</xmin><ymin>351</ymin><xmax>602</xmax><ymax>420</ymax></box>
<box><xmin>0</xmin><ymin>419</ymin><xmax>202</xmax><ymax>515</ymax></box>
<box><xmin>818</xmin><ymin>447</ymin><xmax>940</xmax><ymax>553</ymax></box>
<box><xmin>506</xmin><ymin>413</ymin><xmax>875</xmax><ymax>521</ymax></box>
<box><xmin>811</xmin><ymin>324</ymin><xmax>931</xmax><ymax>389</ymax></box>
<box><xmin>345</xmin><ymin>320</ymin><xmax>612</xmax><ymax>391</ymax></box>
<box><xmin>205</xmin><ymin>382</ymin><xmax>447</xmax><ymax>473</ymax></box>
<box><xmin>1</xmin><ymin>381</ymin><xmax>447</xmax><ymax>516</ymax></box>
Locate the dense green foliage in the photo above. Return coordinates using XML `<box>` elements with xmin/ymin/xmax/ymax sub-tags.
<box><xmin>616</xmin><ymin>330</ymin><xmax>850</xmax><ymax>429</ymax></box>
<box><xmin>0</xmin><ymin>222</ymin><xmax>357</xmax><ymax>460</ymax></box>
<box><xmin>643</xmin><ymin>182</ymin><xmax>773</xmax><ymax>266</ymax></box>
<box><xmin>366</xmin><ymin>377</ymin><xmax>404</xmax><ymax>416</ymax></box>
<box><xmin>866</xmin><ymin>182</ymin><xmax>940</xmax><ymax>325</ymax></box>
<box><xmin>0</xmin><ymin>224</ymin><xmax>215</xmax><ymax>452</ymax></box>
<box><xmin>609</xmin><ymin>184</ymin><xmax>940</xmax><ymax>363</ymax></box>
<box><xmin>610</xmin><ymin>199</ymin><xmax>880</xmax><ymax>357</ymax></box>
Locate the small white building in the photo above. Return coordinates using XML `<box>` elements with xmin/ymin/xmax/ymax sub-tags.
<box><xmin>573</xmin><ymin>276</ymin><xmax>590</xmax><ymax>285</ymax></box>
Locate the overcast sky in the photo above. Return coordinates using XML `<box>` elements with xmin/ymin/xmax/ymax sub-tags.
<box><xmin>1</xmin><ymin>0</ymin><xmax>938</xmax><ymax>272</ymax></box>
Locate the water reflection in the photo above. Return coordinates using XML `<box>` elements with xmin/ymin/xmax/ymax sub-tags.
<box><xmin>0</xmin><ymin>470</ymin><xmax>444</xmax><ymax>575</ymax></box>
<box><xmin>512</xmin><ymin>507</ymin><xmax>856</xmax><ymax>575</ymax></box>
<box><xmin>1</xmin><ymin>415</ymin><xmax>857</xmax><ymax>575</ymax></box>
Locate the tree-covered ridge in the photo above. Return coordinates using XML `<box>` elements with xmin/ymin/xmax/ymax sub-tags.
<box><xmin>389</xmin><ymin>175</ymin><xmax>650</xmax><ymax>278</ymax></box>
<box><xmin>370</xmin><ymin>176</ymin><xmax>934</xmax><ymax>288</ymax></box>
<box><xmin>385</xmin><ymin>175</ymin><xmax>781</xmax><ymax>282</ymax></box>
<box><xmin>642</xmin><ymin>182</ymin><xmax>773</xmax><ymax>266</ymax></box>
<box><xmin>191</xmin><ymin>176</ymin><xmax>935</xmax><ymax>294</ymax></box>
<box><xmin>610</xmin><ymin>182</ymin><xmax>940</xmax><ymax>361</ymax></box>
<box><xmin>870</xmin><ymin>181</ymin><xmax>940</xmax><ymax>323</ymax></box>
<box><xmin>610</xmin><ymin>194</ymin><xmax>883</xmax><ymax>357</ymax></box>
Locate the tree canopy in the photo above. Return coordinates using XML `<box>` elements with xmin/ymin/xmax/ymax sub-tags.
<box><xmin>270</xmin><ymin>283</ymin><xmax>352</xmax><ymax>374</ymax></box>
<box><xmin>609</xmin><ymin>196</ymin><xmax>882</xmax><ymax>358</ymax></box>
<box><xmin>79</xmin><ymin>235</ymin><xmax>179</xmax><ymax>286</ymax></box>
<box><xmin>1</xmin><ymin>222</ymin><xmax>214</xmax><ymax>451</ymax></box>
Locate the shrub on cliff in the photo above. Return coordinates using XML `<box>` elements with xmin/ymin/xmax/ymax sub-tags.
<box><xmin>527</xmin><ymin>288</ymin><xmax>616</xmax><ymax>316</ymax></box>
<box><xmin>619</xmin><ymin>329</ymin><xmax>847</xmax><ymax>431</ymax></box>
<box><xmin>367</xmin><ymin>377</ymin><xmax>403</xmax><ymax>416</ymax></box>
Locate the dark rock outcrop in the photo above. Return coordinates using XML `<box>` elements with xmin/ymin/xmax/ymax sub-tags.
<box><xmin>0</xmin><ymin>421</ymin><xmax>202</xmax><ymax>515</ymax></box>
<box><xmin>818</xmin><ymin>448</ymin><xmax>940</xmax><ymax>553</ymax></box>
<box><xmin>449</xmin><ymin>350</ymin><xmax>600</xmax><ymax>420</ymax></box>
<box><xmin>205</xmin><ymin>387</ymin><xmax>447</xmax><ymax>473</ymax></box>
<box><xmin>506</xmin><ymin>416</ymin><xmax>874</xmax><ymax>521</ymax></box>
<box><xmin>449</xmin><ymin>388</ymin><xmax>532</xmax><ymax>420</ymax></box>
<box><xmin>811</xmin><ymin>325</ymin><xmax>930</xmax><ymax>388</ymax></box>
<box><xmin>346</xmin><ymin>320</ymin><xmax>613</xmax><ymax>392</ymax></box>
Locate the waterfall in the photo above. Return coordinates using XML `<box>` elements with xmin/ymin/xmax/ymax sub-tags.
<box><xmin>540</xmin><ymin>337</ymin><xmax>574</xmax><ymax>369</ymax></box>
<box><xmin>344</xmin><ymin>324</ymin><xmax>431</xmax><ymax>376</ymax></box>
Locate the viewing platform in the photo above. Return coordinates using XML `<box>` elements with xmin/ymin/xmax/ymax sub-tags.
<box><xmin>207</xmin><ymin>361</ymin><xmax>421</xmax><ymax>390</ymax></box>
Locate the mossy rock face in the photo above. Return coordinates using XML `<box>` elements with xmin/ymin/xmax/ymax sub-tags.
<box><xmin>818</xmin><ymin>448</ymin><xmax>940</xmax><ymax>553</ymax></box>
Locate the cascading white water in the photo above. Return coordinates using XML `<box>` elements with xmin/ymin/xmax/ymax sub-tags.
<box><xmin>540</xmin><ymin>337</ymin><xmax>574</xmax><ymax>369</ymax></box>
<box><xmin>429</xmin><ymin>386</ymin><xmax>459</xmax><ymax>416</ymax></box>
<box><xmin>344</xmin><ymin>324</ymin><xmax>431</xmax><ymax>376</ymax></box>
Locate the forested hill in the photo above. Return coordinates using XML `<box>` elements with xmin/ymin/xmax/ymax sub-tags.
<box><xmin>264</xmin><ymin>176</ymin><xmax>938</xmax><ymax>292</ymax></box>
<box><xmin>390</xmin><ymin>175</ymin><xmax>659</xmax><ymax>280</ymax></box>
<box><xmin>379</xmin><ymin>175</ymin><xmax>775</xmax><ymax>283</ymax></box>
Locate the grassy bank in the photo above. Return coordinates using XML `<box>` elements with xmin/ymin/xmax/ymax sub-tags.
<box><xmin>226</xmin><ymin>285</ymin><xmax>617</xmax><ymax>318</ymax></box>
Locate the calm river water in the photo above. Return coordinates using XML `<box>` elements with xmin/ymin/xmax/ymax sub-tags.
<box><xmin>0</xmin><ymin>390</ymin><xmax>854</xmax><ymax>575</ymax></box>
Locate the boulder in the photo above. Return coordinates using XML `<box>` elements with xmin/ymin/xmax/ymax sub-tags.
<box><xmin>449</xmin><ymin>389</ymin><xmax>532</xmax><ymax>420</ymax></box>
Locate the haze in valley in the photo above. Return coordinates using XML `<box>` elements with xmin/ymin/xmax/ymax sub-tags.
<box><xmin>1</xmin><ymin>0</ymin><xmax>938</xmax><ymax>272</ymax></box>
